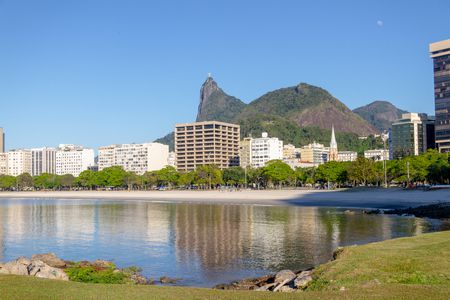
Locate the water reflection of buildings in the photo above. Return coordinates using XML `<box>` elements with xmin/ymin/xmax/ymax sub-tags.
<box><xmin>0</xmin><ymin>199</ymin><xmax>438</xmax><ymax>276</ymax></box>
<box><xmin>173</xmin><ymin>205</ymin><xmax>341</xmax><ymax>271</ymax></box>
<box><xmin>174</xmin><ymin>204</ymin><xmax>251</xmax><ymax>268</ymax></box>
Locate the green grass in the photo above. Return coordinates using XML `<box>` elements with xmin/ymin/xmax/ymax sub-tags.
<box><xmin>1</xmin><ymin>231</ymin><xmax>450</xmax><ymax>299</ymax></box>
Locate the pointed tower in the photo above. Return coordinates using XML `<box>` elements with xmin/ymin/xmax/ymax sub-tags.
<box><xmin>329</xmin><ymin>125</ymin><xmax>338</xmax><ymax>161</ymax></box>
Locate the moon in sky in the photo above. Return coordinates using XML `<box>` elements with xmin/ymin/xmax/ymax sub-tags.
<box><xmin>377</xmin><ymin>20</ymin><xmax>384</xmax><ymax>27</ymax></box>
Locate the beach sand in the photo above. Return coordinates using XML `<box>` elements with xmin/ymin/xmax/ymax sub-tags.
<box><xmin>0</xmin><ymin>188</ymin><xmax>449</xmax><ymax>209</ymax></box>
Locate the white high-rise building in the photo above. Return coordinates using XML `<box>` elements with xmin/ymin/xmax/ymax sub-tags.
<box><xmin>31</xmin><ymin>147</ymin><xmax>56</xmax><ymax>176</ymax></box>
<box><xmin>7</xmin><ymin>149</ymin><xmax>32</xmax><ymax>176</ymax></box>
<box><xmin>56</xmin><ymin>144</ymin><xmax>95</xmax><ymax>176</ymax></box>
<box><xmin>241</xmin><ymin>132</ymin><xmax>283</xmax><ymax>168</ymax></box>
<box><xmin>98</xmin><ymin>142</ymin><xmax>169</xmax><ymax>175</ymax></box>
<box><xmin>0</xmin><ymin>153</ymin><xmax>7</xmax><ymax>175</ymax></box>
<box><xmin>167</xmin><ymin>151</ymin><xmax>176</xmax><ymax>167</ymax></box>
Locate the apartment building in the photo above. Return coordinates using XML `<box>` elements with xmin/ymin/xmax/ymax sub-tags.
<box><xmin>430</xmin><ymin>38</ymin><xmax>450</xmax><ymax>152</ymax></box>
<box><xmin>7</xmin><ymin>149</ymin><xmax>32</xmax><ymax>176</ymax></box>
<box><xmin>338</xmin><ymin>151</ymin><xmax>358</xmax><ymax>162</ymax></box>
<box><xmin>283</xmin><ymin>144</ymin><xmax>301</xmax><ymax>160</ymax></box>
<box><xmin>31</xmin><ymin>147</ymin><xmax>56</xmax><ymax>176</ymax></box>
<box><xmin>98</xmin><ymin>142</ymin><xmax>169</xmax><ymax>174</ymax></box>
<box><xmin>300</xmin><ymin>142</ymin><xmax>329</xmax><ymax>165</ymax></box>
<box><xmin>55</xmin><ymin>144</ymin><xmax>95</xmax><ymax>176</ymax></box>
<box><xmin>167</xmin><ymin>151</ymin><xmax>176</xmax><ymax>168</ymax></box>
<box><xmin>175</xmin><ymin>121</ymin><xmax>240</xmax><ymax>172</ymax></box>
<box><xmin>249</xmin><ymin>132</ymin><xmax>283</xmax><ymax>168</ymax></box>
<box><xmin>390</xmin><ymin>113</ymin><xmax>434</xmax><ymax>159</ymax></box>
<box><xmin>364</xmin><ymin>149</ymin><xmax>389</xmax><ymax>161</ymax></box>
<box><xmin>0</xmin><ymin>153</ymin><xmax>7</xmax><ymax>175</ymax></box>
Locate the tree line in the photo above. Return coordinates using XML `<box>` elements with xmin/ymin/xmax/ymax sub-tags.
<box><xmin>0</xmin><ymin>150</ymin><xmax>448</xmax><ymax>191</ymax></box>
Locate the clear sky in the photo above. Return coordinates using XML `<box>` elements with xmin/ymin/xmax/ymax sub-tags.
<box><xmin>0</xmin><ymin>0</ymin><xmax>449</xmax><ymax>151</ymax></box>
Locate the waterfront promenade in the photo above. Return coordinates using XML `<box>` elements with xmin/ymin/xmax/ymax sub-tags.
<box><xmin>0</xmin><ymin>189</ymin><xmax>448</xmax><ymax>209</ymax></box>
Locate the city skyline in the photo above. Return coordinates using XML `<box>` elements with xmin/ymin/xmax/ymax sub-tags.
<box><xmin>1</xmin><ymin>1</ymin><xmax>450</xmax><ymax>150</ymax></box>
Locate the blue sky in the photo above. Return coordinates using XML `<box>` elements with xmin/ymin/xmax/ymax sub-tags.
<box><xmin>0</xmin><ymin>0</ymin><xmax>449</xmax><ymax>150</ymax></box>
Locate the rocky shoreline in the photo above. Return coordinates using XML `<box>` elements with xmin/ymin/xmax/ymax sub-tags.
<box><xmin>0</xmin><ymin>253</ymin><xmax>179</xmax><ymax>286</ymax></box>
<box><xmin>214</xmin><ymin>269</ymin><xmax>314</xmax><ymax>292</ymax></box>
<box><xmin>364</xmin><ymin>202</ymin><xmax>450</xmax><ymax>219</ymax></box>
<box><xmin>0</xmin><ymin>252</ymin><xmax>320</xmax><ymax>293</ymax></box>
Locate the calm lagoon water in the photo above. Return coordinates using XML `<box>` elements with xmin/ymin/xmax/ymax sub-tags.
<box><xmin>0</xmin><ymin>198</ymin><xmax>448</xmax><ymax>287</ymax></box>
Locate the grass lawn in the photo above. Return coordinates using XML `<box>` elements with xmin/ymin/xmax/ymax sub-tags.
<box><xmin>1</xmin><ymin>230</ymin><xmax>450</xmax><ymax>299</ymax></box>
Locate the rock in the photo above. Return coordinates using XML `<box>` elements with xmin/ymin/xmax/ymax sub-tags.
<box><xmin>294</xmin><ymin>271</ymin><xmax>313</xmax><ymax>289</ymax></box>
<box><xmin>31</xmin><ymin>253</ymin><xmax>66</xmax><ymax>268</ymax></box>
<box><xmin>255</xmin><ymin>282</ymin><xmax>276</xmax><ymax>291</ymax></box>
<box><xmin>131</xmin><ymin>274</ymin><xmax>148</xmax><ymax>285</ymax></box>
<box><xmin>93</xmin><ymin>259</ymin><xmax>114</xmax><ymax>269</ymax></box>
<box><xmin>29</xmin><ymin>260</ymin><xmax>69</xmax><ymax>281</ymax></box>
<box><xmin>16</xmin><ymin>257</ymin><xmax>31</xmax><ymax>266</ymax></box>
<box><xmin>333</xmin><ymin>247</ymin><xmax>344</xmax><ymax>260</ymax></box>
<box><xmin>278</xmin><ymin>285</ymin><xmax>295</xmax><ymax>292</ymax></box>
<box><xmin>274</xmin><ymin>270</ymin><xmax>296</xmax><ymax>284</ymax></box>
<box><xmin>160</xmin><ymin>276</ymin><xmax>180</xmax><ymax>284</ymax></box>
<box><xmin>344</xmin><ymin>210</ymin><xmax>355</xmax><ymax>215</ymax></box>
<box><xmin>0</xmin><ymin>257</ymin><xmax>31</xmax><ymax>276</ymax></box>
<box><xmin>273</xmin><ymin>279</ymin><xmax>292</xmax><ymax>292</ymax></box>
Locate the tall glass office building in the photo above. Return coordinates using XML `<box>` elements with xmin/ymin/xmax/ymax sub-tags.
<box><xmin>430</xmin><ymin>39</ymin><xmax>450</xmax><ymax>152</ymax></box>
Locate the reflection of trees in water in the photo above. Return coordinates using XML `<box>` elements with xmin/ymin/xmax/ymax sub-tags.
<box><xmin>0</xmin><ymin>201</ymin><xmax>435</xmax><ymax>274</ymax></box>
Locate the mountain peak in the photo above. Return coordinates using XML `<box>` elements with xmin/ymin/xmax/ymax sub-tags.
<box><xmin>353</xmin><ymin>100</ymin><xmax>408</xmax><ymax>132</ymax></box>
<box><xmin>196</xmin><ymin>76</ymin><xmax>246</xmax><ymax>122</ymax></box>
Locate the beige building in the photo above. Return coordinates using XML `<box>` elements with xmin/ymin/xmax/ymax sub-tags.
<box><xmin>7</xmin><ymin>149</ymin><xmax>32</xmax><ymax>176</ymax></box>
<box><xmin>300</xmin><ymin>142</ymin><xmax>329</xmax><ymax>166</ymax></box>
<box><xmin>175</xmin><ymin>121</ymin><xmax>240</xmax><ymax>172</ymax></box>
<box><xmin>283</xmin><ymin>144</ymin><xmax>298</xmax><ymax>160</ymax></box>
<box><xmin>0</xmin><ymin>153</ymin><xmax>7</xmax><ymax>175</ymax></box>
<box><xmin>239</xmin><ymin>137</ymin><xmax>252</xmax><ymax>168</ymax></box>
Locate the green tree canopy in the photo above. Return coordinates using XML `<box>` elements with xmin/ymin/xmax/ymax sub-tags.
<box><xmin>223</xmin><ymin>166</ymin><xmax>245</xmax><ymax>185</ymax></box>
<box><xmin>261</xmin><ymin>160</ymin><xmax>295</xmax><ymax>186</ymax></box>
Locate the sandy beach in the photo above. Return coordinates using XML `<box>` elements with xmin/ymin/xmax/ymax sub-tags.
<box><xmin>0</xmin><ymin>188</ymin><xmax>449</xmax><ymax>209</ymax></box>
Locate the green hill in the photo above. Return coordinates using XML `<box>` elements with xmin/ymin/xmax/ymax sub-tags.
<box><xmin>353</xmin><ymin>100</ymin><xmax>408</xmax><ymax>132</ymax></box>
<box><xmin>236</xmin><ymin>83</ymin><xmax>378</xmax><ymax>136</ymax></box>
<box><xmin>156</xmin><ymin>77</ymin><xmax>383</xmax><ymax>153</ymax></box>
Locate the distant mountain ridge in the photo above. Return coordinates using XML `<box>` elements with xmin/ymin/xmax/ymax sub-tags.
<box><xmin>353</xmin><ymin>100</ymin><xmax>408</xmax><ymax>132</ymax></box>
<box><xmin>156</xmin><ymin>77</ymin><xmax>383</xmax><ymax>152</ymax></box>
<box><xmin>234</xmin><ymin>83</ymin><xmax>378</xmax><ymax>136</ymax></box>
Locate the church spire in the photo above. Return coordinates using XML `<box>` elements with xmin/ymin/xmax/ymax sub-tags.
<box><xmin>330</xmin><ymin>125</ymin><xmax>337</xmax><ymax>149</ymax></box>
<box><xmin>329</xmin><ymin>125</ymin><xmax>338</xmax><ymax>161</ymax></box>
